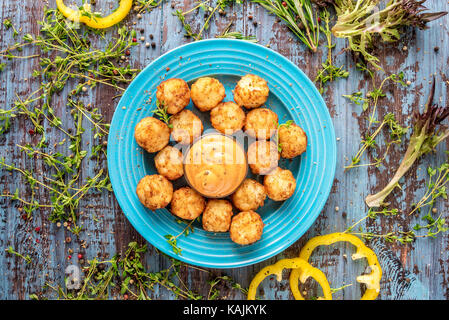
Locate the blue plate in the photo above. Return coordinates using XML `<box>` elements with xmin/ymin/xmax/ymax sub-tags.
<box><xmin>107</xmin><ymin>39</ymin><xmax>336</xmax><ymax>268</ymax></box>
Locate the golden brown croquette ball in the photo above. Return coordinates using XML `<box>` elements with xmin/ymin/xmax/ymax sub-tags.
<box><xmin>233</xmin><ymin>74</ymin><xmax>269</xmax><ymax>109</ymax></box>
<box><xmin>154</xmin><ymin>146</ymin><xmax>184</xmax><ymax>181</ymax></box>
<box><xmin>229</xmin><ymin>210</ymin><xmax>264</xmax><ymax>245</ymax></box>
<box><xmin>136</xmin><ymin>175</ymin><xmax>173</xmax><ymax>210</ymax></box>
<box><xmin>170</xmin><ymin>187</ymin><xmax>206</xmax><ymax>220</ymax></box>
<box><xmin>231</xmin><ymin>179</ymin><xmax>266</xmax><ymax>212</ymax></box>
<box><xmin>169</xmin><ymin>109</ymin><xmax>203</xmax><ymax>144</ymax></box>
<box><xmin>134</xmin><ymin>117</ymin><xmax>170</xmax><ymax>153</ymax></box>
<box><xmin>156</xmin><ymin>78</ymin><xmax>191</xmax><ymax>114</ymax></box>
<box><xmin>278</xmin><ymin>123</ymin><xmax>308</xmax><ymax>159</ymax></box>
<box><xmin>202</xmin><ymin>199</ymin><xmax>233</xmax><ymax>232</ymax></box>
<box><xmin>263</xmin><ymin>167</ymin><xmax>296</xmax><ymax>201</ymax></box>
<box><xmin>247</xmin><ymin>140</ymin><xmax>279</xmax><ymax>175</ymax></box>
<box><xmin>190</xmin><ymin>77</ymin><xmax>226</xmax><ymax>112</ymax></box>
<box><xmin>210</xmin><ymin>101</ymin><xmax>246</xmax><ymax>134</ymax></box>
<box><xmin>244</xmin><ymin>108</ymin><xmax>278</xmax><ymax>140</ymax></box>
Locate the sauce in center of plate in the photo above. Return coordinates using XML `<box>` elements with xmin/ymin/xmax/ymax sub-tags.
<box><xmin>184</xmin><ymin>134</ymin><xmax>247</xmax><ymax>198</ymax></box>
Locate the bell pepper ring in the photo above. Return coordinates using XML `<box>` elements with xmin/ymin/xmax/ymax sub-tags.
<box><xmin>247</xmin><ymin>258</ymin><xmax>332</xmax><ymax>300</ymax></box>
<box><xmin>56</xmin><ymin>0</ymin><xmax>133</xmax><ymax>29</ymax></box>
<box><xmin>294</xmin><ymin>232</ymin><xmax>382</xmax><ymax>300</ymax></box>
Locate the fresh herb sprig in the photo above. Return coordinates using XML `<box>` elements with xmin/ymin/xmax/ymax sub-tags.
<box><xmin>174</xmin><ymin>0</ymin><xmax>243</xmax><ymax>41</ymax></box>
<box><xmin>3</xmin><ymin>18</ymin><xmax>18</xmax><ymax>38</ymax></box>
<box><xmin>315</xmin><ymin>9</ymin><xmax>349</xmax><ymax>94</ymax></box>
<box><xmin>253</xmin><ymin>0</ymin><xmax>320</xmax><ymax>52</ymax></box>
<box><xmin>0</xmin><ymin>8</ymin><xmax>138</xmax><ymax>233</ymax></box>
<box><xmin>5</xmin><ymin>246</ymin><xmax>32</xmax><ymax>264</ymax></box>
<box><xmin>43</xmin><ymin>242</ymin><xmax>247</xmax><ymax>300</ymax></box>
<box><xmin>366</xmin><ymin>78</ymin><xmax>449</xmax><ymax>207</ymax></box>
<box><xmin>345</xmin><ymin>112</ymin><xmax>408</xmax><ymax>170</ymax></box>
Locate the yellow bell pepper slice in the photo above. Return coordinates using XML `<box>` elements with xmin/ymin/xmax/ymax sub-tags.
<box><xmin>294</xmin><ymin>232</ymin><xmax>382</xmax><ymax>300</ymax></box>
<box><xmin>247</xmin><ymin>258</ymin><xmax>332</xmax><ymax>300</ymax></box>
<box><xmin>56</xmin><ymin>0</ymin><xmax>133</xmax><ymax>29</ymax></box>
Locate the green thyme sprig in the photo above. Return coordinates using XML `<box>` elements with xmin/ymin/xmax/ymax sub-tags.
<box><xmin>165</xmin><ymin>217</ymin><xmax>200</xmax><ymax>255</ymax></box>
<box><xmin>216</xmin><ymin>22</ymin><xmax>258</xmax><ymax>42</ymax></box>
<box><xmin>344</xmin><ymin>112</ymin><xmax>408</xmax><ymax>170</ymax></box>
<box><xmin>153</xmin><ymin>100</ymin><xmax>173</xmax><ymax>128</ymax></box>
<box><xmin>347</xmin><ymin>157</ymin><xmax>449</xmax><ymax>244</ymax></box>
<box><xmin>315</xmin><ymin>9</ymin><xmax>349</xmax><ymax>94</ymax></box>
<box><xmin>174</xmin><ymin>0</ymin><xmax>243</xmax><ymax>41</ymax></box>
<box><xmin>3</xmin><ymin>18</ymin><xmax>18</xmax><ymax>38</ymax></box>
<box><xmin>5</xmin><ymin>246</ymin><xmax>32</xmax><ymax>264</ymax></box>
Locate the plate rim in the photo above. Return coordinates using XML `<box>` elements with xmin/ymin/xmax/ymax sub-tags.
<box><xmin>107</xmin><ymin>38</ymin><xmax>337</xmax><ymax>268</ymax></box>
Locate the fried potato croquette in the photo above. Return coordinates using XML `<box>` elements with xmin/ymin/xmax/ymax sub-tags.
<box><xmin>247</xmin><ymin>140</ymin><xmax>279</xmax><ymax>175</ymax></box>
<box><xmin>230</xmin><ymin>210</ymin><xmax>264</xmax><ymax>245</ymax></box>
<box><xmin>154</xmin><ymin>146</ymin><xmax>184</xmax><ymax>180</ymax></box>
<box><xmin>264</xmin><ymin>167</ymin><xmax>296</xmax><ymax>201</ymax></box>
<box><xmin>169</xmin><ymin>109</ymin><xmax>203</xmax><ymax>144</ymax></box>
<box><xmin>231</xmin><ymin>179</ymin><xmax>266</xmax><ymax>212</ymax></box>
<box><xmin>190</xmin><ymin>77</ymin><xmax>226</xmax><ymax>112</ymax></box>
<box><xmin>136</xmin><ymin>175</ymin><xmax>173</xmax><ymax>210</ymax></box>
<box><xmin>233</xmin><ymin>74</ymin><xmax>269</xmax><ymax>109</ymax></box>
<box><xmin>170</xmin><ymin>187</ymin><xmax>206</xmax><ymax>220</ymax></box>
<box><xmin>278</xmin><ymin>123</ymin><xmax>308</xmax><ymax>159</ymax></box>
<box><xmin>202</xmin><ymin>199</ymin><xmax>233</xmax><ymax>232</ymax></box>
<box><xmin>244</xmin><ymin>108</ymin><xmax>278</xmax><ymax>140</ymax></box>
<box><xmin>156</xmin><ymin>78</ymin><xmax>191</xmax><ymax>114</ymax></box>
<box><xmin>210</xmin><ymin>101</ymin><xmax>246</xmax><ymax>134</ymax></box>
<box><xmin>134</xmin><ymin>117</ymin><xmax>170</xmax><ymax>153</ymax></box>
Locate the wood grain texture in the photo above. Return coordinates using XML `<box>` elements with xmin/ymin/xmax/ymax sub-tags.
<box><xmin>0</xmin><ymin>0</ymin><xmax>449</xmax><ymax>300</ymax></box>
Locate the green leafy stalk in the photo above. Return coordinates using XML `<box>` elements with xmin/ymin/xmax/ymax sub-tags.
<box><xmin>366</xmin><ymin>79</ymin><xmax>449</xmax><ymax>207</ymax></box>
<box><xmin>253</xmin><ymin>0</ymin><xmax>320</xmax><ymax>52</ymax></box>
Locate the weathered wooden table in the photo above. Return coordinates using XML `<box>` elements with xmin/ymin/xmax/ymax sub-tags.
<box><xmin>1</xmin><ymin>0</ymin><xmax>448</xmax><ymax>300</ymax></box>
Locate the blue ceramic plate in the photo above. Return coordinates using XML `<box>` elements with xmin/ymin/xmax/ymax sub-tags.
<box><xmin>107</xmin><ymin>39</ymin><xmax>336</xmax><ymax>268</ymax></box>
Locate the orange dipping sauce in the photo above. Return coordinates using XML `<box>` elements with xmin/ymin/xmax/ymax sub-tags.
<box><xmin>184</xmin><ymin>134</ymin><xmax>247</xmax><ymax>198</ymax></box>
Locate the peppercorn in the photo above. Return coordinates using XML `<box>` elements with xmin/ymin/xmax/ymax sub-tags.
<box><xmin>35</xmin><ymin>227</ymin><xmax>41</xmax><ymax>232</ymax></box>
<box><xmin>65</xmin><ymin>236</ymin><xmax>72</xmax><ymax>243</ymax></box>
<box><xmin>282</xmin><ymin>1</ymin><xmax>287</xmax><ymax>7</ymax></box>
<box><xmin>149</xmin><ymin>34</ymin><xmax>154</xmax><ymax>40</ymax></box>
<box><xmin>125</xmin><ymin>50</ymin><xmax>131</xmax><ymax>56</ymax></box>
<box><xmin>132</xmin><ymin>38</ymin><xmax>137</xmax><ymax>43</ymax></box>
<box><xmin>29</xmin><ymin>129</ymin><xmax>35</xmax><ymax>135</ymax></box>
<box><xmin>151</xmin><ymin>42</ymin><xmax>156</xmax><ymax>48</ymax></box>
<box><xmin>434</xmin><ymin>46</ymin><xmax>439</xmax><ymax>52</ymax></box>
<box><xmin>97</xmin><ymin>263</ymin><xmax>106</xmax><ymax>271</ymax></box>
<box><xmin>78</xmin><ymin>253</ymin><xmax>83</xmax><ymax>259</ymax></box>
